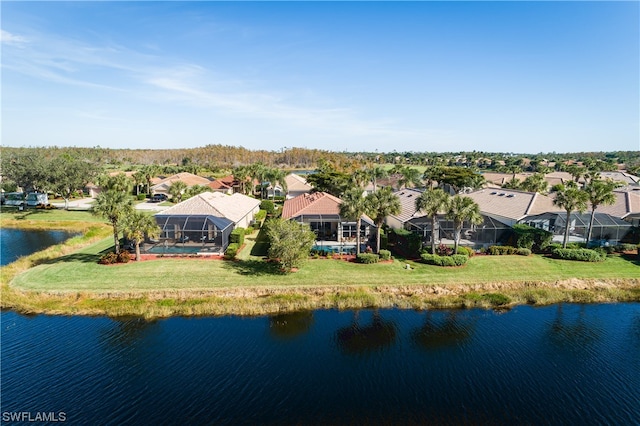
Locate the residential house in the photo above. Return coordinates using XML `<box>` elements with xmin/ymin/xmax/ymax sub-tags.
<box><xmin>282</xmin><ymin>192</ymin><xmax>376</xmax><ymax>247</ymax></box>
<box><xmin>208</xmin><ymin>175</ymin><xmax>242</xmax><ymax>195</ymax></box>
<box><xmin>267</xmin><ymin>173</ymin><xmax>313</xmax><ymax>199</ymax></box>
<box><xmin>152</xmin><ymin>192</ymin><xmax>260</xmax><ymax>254</ymax></box>
<box><xmin>150</xmin><ymin>172</ymin><xmax>212</xmax><ymax>197</ymax></box>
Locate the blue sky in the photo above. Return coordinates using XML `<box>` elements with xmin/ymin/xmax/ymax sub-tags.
<box><xmin>2</xmin><ymin>1</ymin><xmax>638</xmax><ymax>153</ymax></box>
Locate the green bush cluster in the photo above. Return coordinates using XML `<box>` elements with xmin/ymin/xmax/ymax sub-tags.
<box><xmin>137</xmin><ymin>194</ymin><xmax>147</xmax><ymax>200</ymax></box>
<box><xmin>254</xmin><ymin>209</ymin><xmax>267</xmax><ymax>222</ymax></box>
<box><xmin>510</xmin><ymin>224</ymin><xmax>552</xmax><ymax>252</ymax></box>
<box><xmin>420</xmin><ymin>253</ymin><xmax>468</xmax><ymax>266</ymax></box>
<box><xmin>516</xmin><ymin>248</ymin><xmax>531</xmax><ymax>256</ymax></box>
<box><xmin>99</xmin><ymin>251</ymin><xmax>131</xmax><ymax>264</ymax></box>
<box><xmin>356</xmin><ymin>253</ymin><xmax>380</xmax><ymax>264</ymax></box>
<box><xmin>230</xmin><ymin>228</ymin><xmax>245</xmax><ymax>246</ymax></box>
<box><xmin>483</xmin><ymin>293</ymin><xmax>511</xmax><ymax>306</ymax></box>
<box><xmin>488</xmin><ymin>246</ymin><xmax>517</xmax><ymax>255</ymax></box>
<box><xmin>259</xmin><ymin>200</ymin><xmax>275</xmax><ymax>215</ymax></box>
<box><xmin>551</xmin><ymin>248</ymin><xmax>606</xmax><ymax>262</ymax></box>
<box><xmin>224</xmin><ymin>243</ymin><xmax>240</xmax><ymax>260</ymax></box>
<box><xmin>456</xmin><ymin>246</ymin><xmax>475</xmax><ymax>257</ymax></box>
<box><xmin>378</xmin><ymin>249</ymin><xmax>391</xmax><ymax>261</ymax></box>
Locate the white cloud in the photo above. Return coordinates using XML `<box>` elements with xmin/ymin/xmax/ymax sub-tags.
<box><xmin>1</xmin><ymin>30</ymin><xmax>28</xmax><ymax>46</ymax></box>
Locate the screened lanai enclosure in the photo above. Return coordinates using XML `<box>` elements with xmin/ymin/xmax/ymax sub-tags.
<box><xmin>149</xmin><ymin>215</ymin><xmax>234</xmax><ymax>255</ymax></box>
<box><xmin>406</xmin><ymin>215</ymin><xmax>512</xmax><ymax>248</ymax></box>
<box><xmin>520</xmin><ymin>212</ymin><xmax>632</xmax><ymax>245</ymax></box>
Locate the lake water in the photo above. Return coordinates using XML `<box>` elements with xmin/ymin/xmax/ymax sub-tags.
<box><xmin>2</xmin><ymin>305</ymin><xmax>639</xmax><ymax>425</ymax></box>
<box><xmin>2</xmin><ymin>231</ymin><xmax>639</xmax><ymax>424</ymax></box>
<box><xmin>0</xmin><ymin>228</ymin><xmax>77</xmax><ymax>266</ymax></box>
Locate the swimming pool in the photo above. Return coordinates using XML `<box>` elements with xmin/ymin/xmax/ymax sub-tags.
<box><xmin>146</xmin><ymin>246</ymin><xmax>211</xmax><ymax>254</ymax></box>
<box><xmin>311</xmin><ymin>243</ymin><xmax>359</xmax><ymax>255</ymax></box>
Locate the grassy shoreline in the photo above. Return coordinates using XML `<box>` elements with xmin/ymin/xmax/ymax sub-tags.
<box><xmin>2</xmin><ymin>211</ymin><xmax>639</xmax><ymax>318</ymax></box>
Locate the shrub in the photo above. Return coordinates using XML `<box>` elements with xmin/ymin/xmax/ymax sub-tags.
<box><xmin>436</xmin><ymin>243</ymin><xmax>453</xmax><ymax>256</ymax></box>
<box><xmin>456</xmin><ymin>246</ymin><xmax>475</xmax><ymax>257</ymax></box>
<box><xmin>260</xmin><ymin>200</ymin><xmax>275</xmax><ymax>215</ymax></box>
<box><xmin>356</xmin><ymin>253</ymin><xmax>380</xmax><ymax>264</ymax></box>
<box><xmin>99</xmin><ymin>251</ymin><xmax>130</xmax><ymax>264</ymax></box>
<box><xmin>451</xmin><ymin>254</ymin><xmax>469</xmax><ymax>266</ymax></box>
<box><xmin>117</xmin><ymin>251</ymin><xmax>132</xmax><ymax>263</ymax></box>
<box><xmin>230</xmin><ymin>228</ymin><xmax>245</xmax><ymax>246</ymax></box>
<box><xmin>511</xmin><ymin>224</ymin><xmax>553</xmax><ymax>252</ymax></box>
<box><xmin>224</xmin><ymin>243</ymin><xmax>240</xmax><ymax>260</ymax></box>
<box><xmin>379</xmin><ymin>249</ymin><xmax>391</xmax><ymax>261</ymax></box>
<box><xmin>254</xmin><ymin>209</ymin><xmax>267</xmax><ymax>222</ymax></box>
<box><xmin>516</xmin><ymin>248</ymin><xmax>531</xmax><ymax>256</ymax></box>
<box><xmin>615</xmin><ymin>243</ymin><xmax>637</xmax><ymax>253</ymax></box>
<box><xmin>137</xmin><ymin>194</ymin><xmax>146</xmax><ymax>200</ymax></box>
<box><xmin>483</xmin><ymin>293</ymin><xmax>511</xmax><ymax>306</ymax></box>
<box><xmin>566</xmin><ymin>242</ymin><xmax>587</xmax><ymax>250</ymax></box>
<box><xmin>551</xmin><ymin>248</ymin><xmax>605</xmax><ymax>262</ymax></box>
<box><xmin>488</xmin><ymin>245</ymin><xmax>517</xmax><ymax>255</ymax></box>
<box><xmin>420</xmin><ymin>253</ymin><xmax>468</xmax><ymax>267</ymax></box>
<box><xmin>99</xmin><ymin>252</ymin><xmax>118</xmax><ymax>265</ymax></box>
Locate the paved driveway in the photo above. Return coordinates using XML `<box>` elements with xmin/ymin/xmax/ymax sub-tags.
<box><xmin>135</xmin><ymin>202</ymin><xmax>170</xmax><ymax>212</ymax></box>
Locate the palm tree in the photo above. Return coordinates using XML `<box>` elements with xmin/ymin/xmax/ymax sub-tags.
<box><xmin>232</xmin><ymin>165</ymin><xmax>252</xmax><ymax>195</ymax></box>
<box><xmin>266</xmin><ymin>168</ymin><xmax>287</xmax><ymax>199</ymax></box>
<box><xmin>142</xmin><ymin>164</ymin><xmax>161</xmax><ymax>196</ymax></box>
<box><xmin>122</xmin><ymin>211</ymin><xmax>160</xmax><ymax>261</ymax></box>
<box><xmin>415</xmin><ymin>188</ymin><xmax>450</xmax><ymax>254</ymax></box>
<box><xmin>339</xmin><ymin>188</ymin><xmax>368</xmax><ymax>255</ymax></box>
<box><xmin>520</xmin><ymin>173</ymin><xmax>548</xmax><ymax>193</ymax></box>
<box><xmin>552</xmin><ymin>182</ymin><xmax>589</xmax><ymax>248</ymax></box>
<box><xmin>92</xmin><ymin>190</ymin><xmax>134</xmax><ymax>254</ymax></box>
<box><xmin>132</xmin><ymin>171</ymin><xmax>145</xmax><ymax>196</ymax></box>
<box><xmin>583</xmin><ymin>179</ymin><xmax>618</xmax><ymax>244</ymax></box>
<box><xmin>398</xmin><ymin>167</ymin><xmax>422</xmax><ymax>190</ymax></box>
<box><xmin>367</xmin><ymin>166</ymin><xmax>388</xmax><ymax>192</ymax></box>
<box><xmin>446</xmin><ymin>195</ymin><xmax>482</xmax><ymax>254</ymax></box>
<box><xmin>365</xmin><ymin>187</ymin><xmax>401</xmax><ymax>253</ymax></box>
<box><xmin>168</xmin><ymin>180</ymin><xmax>188</xmax><ymax>203</ymax></box>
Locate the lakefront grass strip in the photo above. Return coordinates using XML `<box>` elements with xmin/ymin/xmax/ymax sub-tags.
<box><xmin>2</xmin><ymin>214</ymin><xmax>639</xmax><ymax>318</ymax></box>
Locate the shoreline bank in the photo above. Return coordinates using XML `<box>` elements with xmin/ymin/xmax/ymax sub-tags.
<box><xmin>2</xmin><ymin>219</ymin><xmax>639</xmax><ymax>319</ymax></box>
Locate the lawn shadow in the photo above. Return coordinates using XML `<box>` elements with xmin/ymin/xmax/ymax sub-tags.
<box><xmin>620</xmin><ymin>253</ymin><xmax>640</xmax><ymax>267</ymax></box>
<box><xmin>32</xmin><ymin>245</ymin><xmax>113</xmax><ymax>266</ymax></box>
<box><xmin>223</xmin><ymin>259</ymin><xmax>284</xmax><ymax>276</ymax></box>
<box><xmin>33</xmin><ymin>252</ymin><xmax>102</xmax><ymax>265</ymax></box>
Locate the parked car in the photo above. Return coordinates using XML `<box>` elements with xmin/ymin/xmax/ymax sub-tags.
<box><xmin>151</xmin><ymin>194</ymin><xmax>168</xmax><ymax>203</ymax></box>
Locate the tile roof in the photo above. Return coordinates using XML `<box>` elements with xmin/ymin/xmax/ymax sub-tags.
<box><xmin>208</xmin><ymin>175</ymin><xmax>238</xmax><ymax>190</ymax></box>
<box><xmin>151</xmin><ymin>172</ymin><xmax>212</xmax><ymax>189</ymax></box>
<box><xmin>594</xmin><ymin>188</ymin><xmax>640</xmax><ymax>219</ymax></box>
<box><xmin>282</xmin><ymin>192</ymin><xmax>343</xmax><ymax>219</ymax></box>
<box><xmin>285</xmin><ymin>173</ymin><xmax>313</xmax><ymax>193</ymax></box>
<box><xmin>466</xmin><ymin>189</ymin><xmax>561</xmax><ymax>222</ymax></box>
<box><xmin>157</xmin><ymin>192</ymin><xmax>260</xmax><ymax>223</ymax></box>
<box><xmin>388</xmin><ymin>189</ymin><xmax>426</xmax><ymax>223</ymax></box>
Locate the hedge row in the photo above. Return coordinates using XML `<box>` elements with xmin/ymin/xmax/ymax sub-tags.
<box><xmin>99</xmin><ymin>251</ymin><xmax>131</xmax><ymax>264</ymax></box>
<box><xmin>420</xmin><ymin>253</ymin><xmax>468</xmax><ymax>267</ymax></box>
<box><xmin>356</xmin><ymin>253</ymin><xmax>380</xmax><ymax>264</ymax></box>
<box><xmin>224</xmin><ymin>243</ymin><xmax>240</xmax><ymax>260</ymax></box>
<box><xmin>230</xmin><ymin>228</ymin><xmax>245</xmax><ymax>246</ymax></box>
<box><xmin>551</xmin><ymin>248</ymin><xmax>605</xmax><ymax>262</ymax></box>
<box><xmin>488</xmin><ymin>246</ymin><xmax>530</xmax><ymax>256</ymax></box>
<box><xmin>379</xmin><ymin>249</ymin><xmax>391</xmax><ymax>261</ymax></box>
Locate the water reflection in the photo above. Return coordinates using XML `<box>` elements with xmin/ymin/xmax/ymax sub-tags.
<box><xmin>412</xmin><ymin>311</ymin><xmax>475</xmax><ymax>351</ymax></box>
<box><xmin>335</xmin><ymin>310</ymin><xmax>397</xmax><ymax>354</ymax></box>
<box><xmin>268</xmin><ymin>311</ymin><xmax>314</xmax><ymax>340</ymax></box>
<box><xmin>546</xmin><ymin>304</ymin><xmax>603</xmax><ymax>350</ymax></box>
<box><xmin>100</xmin><ymin>316</ymin><xmax>160</xmax><ymax>349</ymax></box>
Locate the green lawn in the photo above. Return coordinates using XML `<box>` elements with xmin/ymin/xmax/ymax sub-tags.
<box><xmin>1</xmin><ymin>208</ymin><xmax>106</xmax><ymax>224</ymax></box>
<box><xmin>11</xmin><ymin>238</ymin><xmax>640</xmax><ymax>293</ymax></box>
